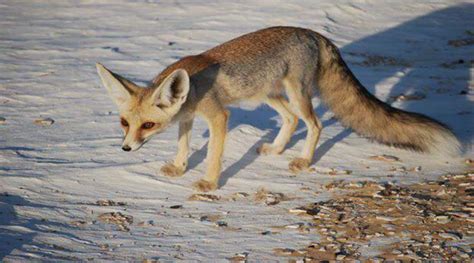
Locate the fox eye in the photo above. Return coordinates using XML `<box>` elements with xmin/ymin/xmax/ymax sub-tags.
<box><xmin>141</xmin><ymin>122</ymin><xmax>155</xmax><ymax>129</ymax></box>
<box><xmin>120</xmin><ymin>118</ymin><xmax>129</xmax><ymax>127</ymax></box>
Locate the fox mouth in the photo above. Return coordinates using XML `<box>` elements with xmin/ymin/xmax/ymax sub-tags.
<box><xmin>122</xmin><ymin>142</ymin><xmax>143</xmax><ymax>152</ymax></box>
<box><xmin>122</xmin><ymin>137</ymin><xmax>152</xmax><ymax>152</ymax></box>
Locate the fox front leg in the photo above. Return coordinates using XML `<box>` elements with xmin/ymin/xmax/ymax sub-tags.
<box><xmin>193</xmin><ymin>109</ymin><xmax>229</xmax><ymax>192</ymax></box>
<box><xmin>161</xmin><ymin>119</ymin><xmax>193</xmax><ymax>177</ymax></box>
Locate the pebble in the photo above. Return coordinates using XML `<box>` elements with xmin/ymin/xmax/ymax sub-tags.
<box><xmin>435</xmin><ymin>215</ymin><xmax>450</xmax><ymax>224</ymax></box>
<box><xmin>188</xmin><ymin>194</ymin><xmax>220</xmax><ymax>202</ymax></box>
<box><xmin>376</xmin><ymin>215</ymin><xmax>395</xmax><ymax>221</ymax></box>
<box><xmin>439</xmin><ymin>232</ymin><xmax>461</xmax><ymax>240</ymax></box>
<box><xmin>289</xmin><ymin>207</ymin><xmax>308</xmax><ymax>214</ymax></box>
<box><xmin>215</xmin><ymin>221</ymin><xmax>228</xmax><ymax>227</ymax></box>
<box><xmin>0</xmin><ymin>117</ymin><xmax>5</xmax><ymax>124</ymax></box>
<box><xmin>34</xmin><ymin>117</ymin><xmax>55</xmax><ymax>126</ymax></box>
<box><xmin>457</xmin><ymin>245</ymin><xmax>472</xmax><ymax>253</ymax></box>
<box><xmin>369</xmin><ymin>154</ymin><xmax>400</xmax><ymax>162</ymax></box>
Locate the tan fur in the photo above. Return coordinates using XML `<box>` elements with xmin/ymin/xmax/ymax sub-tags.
<box><xmin>315</xmin><ymin>35</ymin><xmax>461</xmax><ymax>156</ymax></box>
<box><xmin>98</xmin><ymin>26</ymin><xmax>461</xmax><ymax>192</ymax></box>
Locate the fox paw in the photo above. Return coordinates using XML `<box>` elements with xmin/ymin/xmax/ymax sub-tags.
<box><xmin>256</xmin><ymin>143</ymin><xmax>283</xmax><ymax>155</ymax></box>
<box><xmin>289</xmin><ymin>158</ymin><xmax>310</xmax><ymax>173</ymax></box>
<box><xmin>192</xmin><ymin>179</ymin><xmax>218</xmax><ymax>192</ymax></box>
<box><xmin>160</xmin><ymin>163</ymin><xmax>185</xmax><ymax>177</ymax></box>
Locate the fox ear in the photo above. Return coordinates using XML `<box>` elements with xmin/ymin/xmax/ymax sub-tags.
<box><xmin>96</xmin><ymin>63</ymin><xmax>135</xmax><ymax>106</ymax></box>
<box><xmin>152</xmin><ymin>69</ymin><xmax>190</xmax><ymax>108</ymax></box>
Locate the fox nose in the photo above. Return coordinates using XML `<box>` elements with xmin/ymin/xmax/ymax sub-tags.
<box><xmin>122</xmin><ymin>145</ymin><xmax>131</xmax><ymax>152</ymax></box>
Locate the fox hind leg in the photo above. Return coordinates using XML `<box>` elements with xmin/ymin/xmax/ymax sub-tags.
<box><xmin>284</xmin><ymin>79</ymin><xmax>322</xmax><ymax>173</ymax></box>
<box><xmin>257</xmin><ymin>95</ymin><xmax>298</xmax><ymax>155</ymax></box>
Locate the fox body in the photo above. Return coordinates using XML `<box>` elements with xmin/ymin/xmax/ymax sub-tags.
<box><xmin>97</xmin><ymin>26</ymin><xmax>460</xmax><ymax>192</ymax></box>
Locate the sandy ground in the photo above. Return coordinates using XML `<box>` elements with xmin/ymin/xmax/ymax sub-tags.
<box><xmin>0</xmin><ymin>0</ymin><xmax>473</xmax><ymax>261</ymax></box>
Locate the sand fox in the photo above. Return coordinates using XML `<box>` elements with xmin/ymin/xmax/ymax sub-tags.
<box><xmin>97</xmin><ymin>26</ymin><xmax>460</xmax><ymax>192</ymax></box>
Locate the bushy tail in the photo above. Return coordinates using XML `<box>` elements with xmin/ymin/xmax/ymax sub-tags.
<box><xmin>315</xmin><ymin>35</ymin><xmax>461</xmax><ymax>156</ymax></box>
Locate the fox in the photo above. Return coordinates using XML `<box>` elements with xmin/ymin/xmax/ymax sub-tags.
<box><xmin>96</xmin><ymin>26</ymin><xmax>461</xmax><ymax>192</ymax></box>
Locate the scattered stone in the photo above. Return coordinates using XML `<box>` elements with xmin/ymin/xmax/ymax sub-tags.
<box><xmin>34</xmin><ymin>117</ymin><xmax>55</xmax><ymax>126</ymax></box>
<box><xmin>369</xmin><ymin>154</ymin><xmax>400</xmax><ymax>162</ymax></box>
<box><xmin>466</xmin><ymin>159</ymin><xmax>473</xmax><ymax>167</ymax></box>
<box><xmin>254</xmin><ymin>187</ymin><xmax>291</xmax><ymax>206</ymax></box>
<box><xmin>289</xmin><ymin>207</ymin><xmax>308</xmax><ymax>214</ymax></box>
<box><xmin>409</xmin><ymin>166</ymin><xmax>422</xmax><ymax>172</ymax></box>
<box><xmin>441</xmin><ymin>59</ymin><xmax>471</xmax><ymax>69</ymax></box>
<box><xmin>227</xmin><ymin>192</ymin><xmax>250</xmax><ymax>201</ymax></box>
<box><xmin>284</xmin><ymin>223</ymin><xmax>305</xmax><ymax>229</ymax></box>
<box><xmin>137</xmin><ymin>220</ymin><xmax>154</xmax><ymax>227</ymax></box>
<box><xmin>96</xmin><ymin>200</ymin><xmax>126</xmax><ymax>206</ymax></box>
<box><xmin>273</xmin><ymin>248</ymin><xmax>304</xmax><ymax>257</ymax></box>
<box><xmin>439</xmin><ymin>232</ymin><xmax>461</xmax><ymax>241</ymax></box>
<box><xmin>215</xmin><ymin>221</ymin><xmax>228</xmax><ymax>227</ymax></box>
<box><xmin>199</xmin><ymin>214</ymin><xmax>222</xmax><ymax>223</ymax></box>
<box><xmin>188</xmin><ymin>193</ymin><xmax>220</xmax><ymax>202</ymax></box>
<box><xmin>448</xmin><ymin>38</ymin><xmax>474</xmax><ymax>47</ymax></box>
<box><xmin>435</xmin><ymin>216</ymin><xmax>450</xmax><ymax>224</ymax></box>
<box><xmin>70</xmin><ymin>220</ymin><xmax>88</xmax><ymax>227</ymax></box>
<box><xmin>389</xmin><ymin>92</ymin><xmax>426</xmax><ymax>102</ymax></box>
<box><xmin>98</xmin><ymin>244</ymin><xmax>110</xmax><ymax>251</ymax></box>
<box><xmin>0</xmin><ymin>117</ymin><xmax>5</xmax><ymax>124</ymax></box>
<box><xmin>389</xmin><ymin>166</ymin><xmax>407</xmax><ymax>172</ymax></box>
<box><xmin>227</xmin><ymin>252</ymin><xmax>248</xmax><ymax>262</ymax></box>
<box><xmin>282</xmin><ymin>172</ymin><xmax>474</xmax><ymax>261</ymax></box>
<box><xmin>97</xmin><ymin>212</ymin><xmax>133</xmax><ymax>231</ymax></box>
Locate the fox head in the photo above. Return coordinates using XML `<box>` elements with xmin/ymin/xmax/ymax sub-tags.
<box><xmin>96</xmin><ymin>63</ymin><xmax>190</xmax><ymax>152</ymax></box>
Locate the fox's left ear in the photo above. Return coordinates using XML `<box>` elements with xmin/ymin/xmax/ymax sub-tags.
<box><xmin>152</xmin><ymin>69</ymin><xmax>190</xmax><ymax>108</ymax></box>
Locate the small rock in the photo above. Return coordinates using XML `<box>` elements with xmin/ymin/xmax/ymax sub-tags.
<box><xmin>188</xmin><ymin>193</ymin><xmax>220</xmax><ymax>202</ymax></box>
<box><xmin>70</xmin><ymin>220</ymin><xmax>88</xmax><ymax>227</ymax></box>
<box><xmin>228</xmin><ymin>192</ymin><xmax>249</xmax><ymax>201</ymax></box>
<box><xmin>0</xmin><ymin>117</ymin><xmax>5</xmax><ymax>124</ymax></box>
<box><xmin>390</xmin><ymin>92</ymin><xmax>426</xmax><ymax>102</ymax></box>
<box><xmin>169</xmin><ymin>205</ymin><xmax>183</xmax><ymax>209</ymax></box>
<box><xmin>435</xmin><ymin>216</ymin><xmax>450</xmax><ymax>224</ymax></box>
<box><xmin>215</xmin><ymin>221</ymin><xmax>228</xmax><ymax>227</ymax></box>
<box><xmin>96</xmin><ymin>200</ymin><xmax>126</xmax><ymax>206</ymax></box>
<box><xmin>439</xmin><ymin>232</ymin><xmax>460</xmax><ymax>240</ymax></box>
<box><xmin>376</xmin><ymin>216</ymin><xmax>396</xmax><ymax>222</ymax></box>
<box><xmin>392</xmin><ymin>249</ymin><xmax>402</xmax><ymax>255</ymax></box>
<box><xmin>285</xmin><ymin>223</ymin><xmax>304</xmax><ymax>229</ymax></box>
<box><xmin>34</xmin><ymin>117</ymin><xmax>54</xmax><ymax>126</ymax></box>
<box><xmin>227</xmin><ymin>252</ymin><xmax>248</xmax><ymax>262</ymax></box>
<box><xmin>97</xmin><ymin>212</ymin><xmax>133</xmax><ymax>231</ymax></box>
<box><xmin>254</xmin><ymin>187</ymin><xmax>289</xmax><ymax>206</ymax></box>
<box><xmin>289</xmin><ymin>207</ymin><xmax>308</xmax><ymax>214</ymax></box>
<box><xmin>369</xmin><ymin>154</ymin><xmax>400</xmax><ymax>162</ymax></box>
